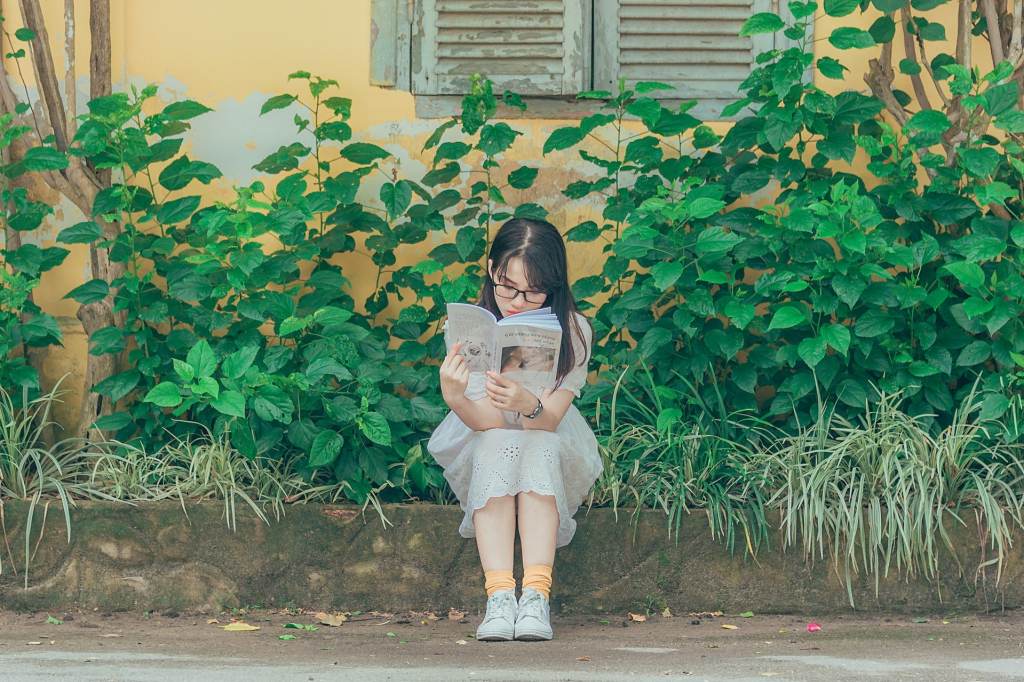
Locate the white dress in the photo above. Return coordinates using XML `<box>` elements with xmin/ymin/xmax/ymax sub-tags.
<box><xmin>426</xmin><ymin>311</ymin><xmax>602</xmax><ymax>548</ymax></box>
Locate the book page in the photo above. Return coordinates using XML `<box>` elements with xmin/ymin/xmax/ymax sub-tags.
<box><xmin>443</xmin><ymin>303</ymin><xmax>498</xmax><ymax>373</ymax></box>
<box><xmin>495</xmin><ymin>324</ymin><xmax>562</xmax><ymax>390</ymax></box>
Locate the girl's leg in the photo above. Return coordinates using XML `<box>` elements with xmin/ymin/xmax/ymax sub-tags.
<box><xmin>516</xmin><ymin>491</ymin><xmax>557</xmax><ymax>597</ymax></box>
<box><xmin>473</xmin><ymin>494</ymin><xmax>517</xmax><ymax>594</ymax></box>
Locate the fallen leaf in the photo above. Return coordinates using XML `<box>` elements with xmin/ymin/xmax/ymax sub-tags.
<box><xmin>279</xmin><ymin>634</ymin><xmax>296</xmax><ymax>641</ymax></box>
<box><xmin>386</xmin><ymin>632</ymin><xmax>397</xmax><ymax>637</ymax></box>
<box><xmin>576</xmin><ymin>656</ymin><xmax>591</xmax><ymax>661</ymax></box>
<box><xmin>426</xmin><ymin>612</ymin><xmax>440</xmax><ymax>621</ymax></box>
<box><xmin>100</xmin><ymin>634</ymin><xmax>121</xmax><ymax>638</ymax></box>
<box><xmin>316</xmin><ymin>612</ymin><xmax>347</xmax><ymax>627</ymax></box>
<box><xmin>46</xmin><ymin>615</ymin><xmax>63</xmax><ymax>625</ymax></box>
<box><xmin>284</xmin><ymin>623</ymin><xmax>318</xmax><ymax>632</ymax></box>
<box><xmin>913</xmin><ymin>617</ymin><xmax>928</xmax><ymax>624</ymax></box>
<box><xmin>688</xmin><ymin>610</ymin><xmax>723</xmax><ymax>618</ymax></box>
<box><xmin>721</xmin><ymin>624</ymin><xmax>738</xmax><ymax>630</ymax></box>
<box><xmin>942</xmin><ymin>620</ymin><xmax>950</xmax><ymax>625</ymax></box>
<box><xmin>661</xmin><ymin>607</ymin><xmax>673</xmax><ymax>618</ymax></box>
<box><xmin>222</xmin><ymin>622</ymin><xmax>260</xmax><ymax>632</ymax></box>
<box><xmin>456</xmin><ymin>639</ymin><xmax>467</xmax><ymax>645</ymax></box>
<box><xmin>448</xmin><ymin>608</ymin><xmax>466</xmax><ymax>621</ymax></box>
<box><xmin>27</xmin><ymin>642</ymin><xmax>42</xmax><ymax>646</ymax></box>
<box><xmin>740</xmin><ymin>611</ymin><xmax>754</xmax><ymax>618</ymax></box>
<box><xmin>807</xmin><ymin>622</ymin><xmax>821</xmax><ymax>633</ymax></box>
<box><xmin>628</xmin><ymin>612</ymin><xmax>647</xmax><ymax>623</ymax></box>
<box><xmin>206</xmin><ymin>619</ymin><xmax>219</xmax><ymax>625</ymax></box>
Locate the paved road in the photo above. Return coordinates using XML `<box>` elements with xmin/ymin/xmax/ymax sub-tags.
<box><xmin>1</xmin><ymin>608</ymin><xmax>1021</xmax><ymax>680</ymax></box>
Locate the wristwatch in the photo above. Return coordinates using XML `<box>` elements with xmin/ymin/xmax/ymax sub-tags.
<box><xmin>521</xmin><ymin>397</ymin><xmax>544</xmax><ymax>420</ymax></box>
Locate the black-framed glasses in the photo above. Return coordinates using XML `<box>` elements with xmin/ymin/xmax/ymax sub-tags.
<box><xmin>489</xmin><ymin>277</ymin><xmax>548</xmax><ymax>304</ymax></box>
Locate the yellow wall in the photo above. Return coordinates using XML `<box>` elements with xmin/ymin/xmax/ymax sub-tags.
<box><xmin>2</xmin><ymin>1</ymin><xmax>971</xmax><ymax>431</ymax></box>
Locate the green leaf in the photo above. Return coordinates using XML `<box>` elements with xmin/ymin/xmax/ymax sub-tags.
<box><xmin>340</xmin><ymin>142</ymin><xmax>390</xmax><ymax>164</ymax></box>
<box><xmin>508</xmin><ymin>166</ymin><xmax>538</xmax><ymax>189</ymax></box>
<box><xmin>817</xmin><ymin>57</ymin><xmax>848</xmax><ymax>79</ymax></box>
<box><xmin>144</xmin><ymin>381</ymin><xmax>182</xmax><ymax>408</ymax></box>
<box><xmin>359</xmin><ymin>412</ymin><xmax>392</xmax><ymax>446</ymax></box>
<box><xmin>93</xmin><ymin>370</ymin><xmax>140</xmax><ymax>403</ymax></box>
<box><xmin>821</xmin><ymin>324</ymin><xmax>851</xmax><ymax>355</ymax></box>
<box><xmin>309</xmin><ymin>430</ymin><xmax>344</xmax><ymax>467</ymax></box>
<box><xmin>958</xmin><ymin>147</ymin><xmax>1000</xmax><ymax>177</ymax></box>
<box><xmin>956</xmin><ymin>340</ymin><xmax>991</xmax><ymax>366</ymax></box>
<box><xmin>854</xmin><ymin>310</ymin><xmax>895</xmax><ymax>337</ymax></box>
<box><xmin>222</xmin><ymin>346</ymin><xmax>259</xmax><ymax>379</ymax></box>
<box><xmin>187</xmin><ymin>339</ymin><xmax>218</xmax><ymax>377</ymax></box>
<box><xmin>156</xmin><ymin>196</ymin><xmax>201</xmax><ymax>224</ymax></box>
<box><xmin>380</xmin><ymin>180</ymin><xmax>412</xmax><ymax>218</ymax></box>
<box><xmin>543</xmin><ymin>126</ymin><xmax>584</xmax><ymax>154</ymax></box>
<box><xmin>983</xmin><ymin>81</ymin><xmax>1020</xmax><ymax>116</ymax></box>
<box><xmin>740</xmin><ymin>12</ymin><xmax>784</xmax><ymax>35</ymax></box>
<box><xmin>944</xmin><ymin>261</ymin><xmax>985</xmax><ymax>288</ymax></box>
<box><xmin>279</xmin><ymin>315</ymin><xmax>311</xmax><ymax>336</ymax></box>
<box><xmin>477</xmin><ymin>122</ymin><xmax>521</xmax><ymax>156</ymax></box>
<box><xmin>21</xmin><ymin>146</ymin><xmax>68</xmax><ymax>171</ymax></box>
<box><xmin>695</xmin><ymin>227</ymin><xmax>742</xmax><ymax>255</ymax></box>
<box><xmin>869</xmin><ymin>15</ymin><xmax>896</xmax><ymax>43</ymax></box>
<box><xmin>254</xmin><ymin>386</ymin><xmax>294</xmax><ymax>423</ymax></box>
<box><xmin>163</xmin><ymin>99</ymin><xmax>213</xmax><ymax>120</ymax></box>
<box><xmin>905</xmin><ymin>109</ymin><xmax>952</xmax><ymax>137</ymax></box>
<box><xmin>724</xmin><ymin>300</ymin><xmax>756</xmax><ymax>330</ymax></box>
<box><xmin>260</xmin><ymin>94</ymin><xmax>297</xmax><ymax>115</ymax></box>
<box><xmin>650</xmin><ymin>261</ymin><xmax>684</xmax><ymax>291</ymax></box>
<box><xmin>64</xmin><ymin>279</ymin><xmax>109</xmax><ymax>305</ymax></box>
<box><xmin>798</xmin><ymin>335</ymin><xmax>828</xmax><ymax>368</ymax></box>
<box><xmin>825</xmin><ymin>0</ymin><xmax>858</xmax><ymax>16</ymax></box>
<box><xmin>15</xmin><ymin>28</ymin><xmax>36</xmax><ymax>41</ymax></box>
<box><xmin>768</xmin><ymin>304</ymin><xmax>807</xmax><ymax>330</ymax></box>
<box><xmin>173</xmin><ymin>359</ymin><xmax>195</xmax><ymax>383</ymax></box>
<box><xmin>159</xmin><ymin>156</ymin><xmax>222</xmax><ymax>190</ymax></box>
<box><xmin>829</xmin><ymin>27</ymin><xmax>875</xmax><ymax>49</ymax></box>
<box><xmin>687</xmin><ymin>197</ymin><xmax>726</xmax><ymax>219</ymax></box>
<box><xmin>56</xmin><ymin>221</ymin><xmax>102</xmax><ymax>244</ymax></box>
<box><xmin>211</xmin><ymin>390</ymin><xmax>246</xmax><ymax>418</ymax></box>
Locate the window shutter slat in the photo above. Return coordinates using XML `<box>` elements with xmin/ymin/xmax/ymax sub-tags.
<box><xmin>595</xmin><ymin>0</ymin><xmax>774</xmax><ymax>112</ymax></box>
<box><xmin>413</xmin><ymin>0</ymin><xmax>586</xmax><ymax>96</ymax></box>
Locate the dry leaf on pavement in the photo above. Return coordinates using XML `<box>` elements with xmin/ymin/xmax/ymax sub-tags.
<box><xmin>662</xmin><ymin>607</ymin><xmax>673</xmax><ymax>618</ymax></box>
<box><xmin>448</xmin><ymin>608</ymin><xmax>466</xmax><ymax>621</ymax></box>
<box><xmin>316</xmin><ymin>612</ymin><xmax>347</xmax><ymax>627</ymax></box>
<box><xmin>222</xmin><ymin>622</ymin><xmax>260</xmax><ymax>632</ymax></box>
<box><xmin>628</xmin><ymin>612</ymin><xmax>647</xmax><ymax>623</ymax></box>
<box><xmin>721</xmin><ymin>624</ymin><xmax>739</xmax><ymax>630</ymax></box>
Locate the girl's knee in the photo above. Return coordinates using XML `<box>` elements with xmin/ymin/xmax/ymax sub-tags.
<box><xmin>517</xmin><ymin>490</ymin><xmax>556</xmax><ymax>504</ymax></box>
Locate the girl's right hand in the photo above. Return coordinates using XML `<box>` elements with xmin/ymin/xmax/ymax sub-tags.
<box><xmin>439</xmin><ymin>342</ymin><xmax>469</xmax><ymax>404</ymax></box>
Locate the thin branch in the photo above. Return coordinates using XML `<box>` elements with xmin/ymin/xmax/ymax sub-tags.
<box><xmin>983</xmin><ymin>0</ymin><xmax>1006</xmax><ymax>65</ymax></box>
<box><xmin>89</xmin><ymin>0</ymin><xmax>111</xmax><ymax>185</ymax></box>
<box><xmin>901</xmin><ymin>7</ymin><xmax>933</xmax><ymax>111</ymax></box>
<box><xmin>956</xmin><ymin>0</ymin><xmax>972</xmax><ymax>70</ymax></box>
<box><xmin>17</xmin><ymin>0</ymin><xmax>69</xmax><ymax>150</ymax></box>
<box><xmin>63</xmin><ymin>0</ymin><xmax>76</xmax><ymax>141</ymax></box>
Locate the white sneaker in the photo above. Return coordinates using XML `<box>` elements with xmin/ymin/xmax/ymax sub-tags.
<box><xmin>475</xmin><ymin>589</ymin><xmax>517</xmax><ymax>641</ymax></box>
<box><xmin>514</xmin><ymin>587</ymin><xmax>553</xmax><ymax>641</ymax></box>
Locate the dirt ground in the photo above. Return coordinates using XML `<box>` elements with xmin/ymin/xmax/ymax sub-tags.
<box><xmin>0</xmin><ymin>606</ymin><xmax>1022</xmax><ymax>681</ymax></box>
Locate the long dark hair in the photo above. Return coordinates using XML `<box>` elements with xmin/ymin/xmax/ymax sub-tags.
<box><xmin>476</xmin><ymin>218</ymin><xmax>591</xmax><ymax>390</ymax></box>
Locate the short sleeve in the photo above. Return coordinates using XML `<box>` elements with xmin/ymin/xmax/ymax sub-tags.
<box><xmin>557</xmin><ymin>313</ymin><xmax>593</xmax><ymax>399</ymax></box>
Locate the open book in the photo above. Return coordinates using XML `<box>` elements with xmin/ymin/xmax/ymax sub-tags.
<box><xmin>443</xmin><ymin>303</ymin><xmax>562</xmax><ymax>390</ymax></box>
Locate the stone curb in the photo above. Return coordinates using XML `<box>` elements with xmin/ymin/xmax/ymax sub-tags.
<box><xmin>1</xmin><ymin>501</ymin><xmax>1020</xmax><ymax>614</ymax></box>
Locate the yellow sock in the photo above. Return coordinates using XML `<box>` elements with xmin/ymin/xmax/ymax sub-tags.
<box><xmin>522</xmin><ymin>564</ymin><xmax>553</xmax><ymax>599</ymax></box>
<box><xmin>484</xmin><ymin>569</ymin><xmax>515</xmax><ymax>596</ymax></box>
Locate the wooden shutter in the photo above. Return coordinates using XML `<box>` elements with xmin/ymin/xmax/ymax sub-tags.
<box><xmin>412</xmin><ymin>0</ymin><xmax>587</xmax><ymax>96</ymax></box>
<box><xmin>594</xmin><ymin>0</ymin><xmax>775</xmax><ymax>111</ymax></box>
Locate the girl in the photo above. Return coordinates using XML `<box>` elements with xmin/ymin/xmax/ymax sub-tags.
<box><xmin>427</xmin><ymin>218</ymin><xmax>601</xmax><ymax>642</ymax></box>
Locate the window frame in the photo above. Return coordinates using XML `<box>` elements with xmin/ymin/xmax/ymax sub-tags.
<box><xmin>370</xmin><ymin>0</ymin><xmax>812</xmax><ymax>121</ymax></box>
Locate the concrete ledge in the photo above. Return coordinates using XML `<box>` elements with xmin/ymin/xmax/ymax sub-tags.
<box><xmin>1</xmin><ymin>501</ymin><xmax>1021</xmax><ymax>614</ymax></box>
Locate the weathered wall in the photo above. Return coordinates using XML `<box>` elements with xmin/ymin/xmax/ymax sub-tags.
<box><xmin>1</xmin><ymin>1</ymin><xmax>976</xmax><ymax>432</ymax></box>
<box><xmin>1</xmin><ymin>501</ymin><xmax>1020</xmax><ymax>614</ymax></box>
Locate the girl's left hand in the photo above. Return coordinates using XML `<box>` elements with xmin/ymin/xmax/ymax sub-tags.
<box><xmin>485</xmin><ymin>371</ymin><xmax>537</xmax><ymax>414</ymax></box>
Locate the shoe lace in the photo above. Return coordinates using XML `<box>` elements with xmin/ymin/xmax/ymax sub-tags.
<box><xmin>519</xmin><ymin>589</ymin><xmax>546</xmax><ymax>619</ymax></box>
<box><xmin>484</xmin><ymin>591</ymin><xmax>514</xmax><ymax>622</ymax></box>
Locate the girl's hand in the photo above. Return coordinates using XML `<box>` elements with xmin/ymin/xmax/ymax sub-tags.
<box><xmin>439</xmin><ymin>342</ymin><xmax>469</xmax><ymax>404</ymax></box>
<box><xmin>485</xmin><ymin>371</ymin><xmax>538</xmax><ymax>414</ymax></box>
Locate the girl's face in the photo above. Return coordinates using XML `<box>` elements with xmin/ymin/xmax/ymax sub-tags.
<box><xmin>488</xmin><ymin>257</ymin><xmax>547</xmax><ymax>318</ymax></box>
